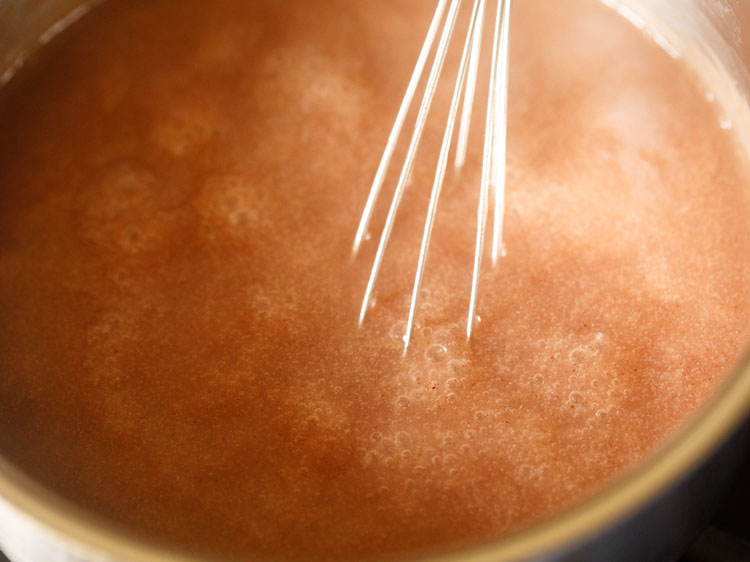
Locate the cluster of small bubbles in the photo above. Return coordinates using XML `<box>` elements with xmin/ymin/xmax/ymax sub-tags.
<box><xmin>425</xmin><ymin>344</ymin><xmax>448</xmax><ymax>363</ymax></box>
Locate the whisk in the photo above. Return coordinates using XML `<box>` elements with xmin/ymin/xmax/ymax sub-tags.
<box><xmin>353</xmin><ymin>0</ymin><xmax>512</xmax><ymax>352</ymax></box>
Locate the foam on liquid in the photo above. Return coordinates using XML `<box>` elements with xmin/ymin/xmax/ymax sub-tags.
<box><xmin>0</xmin><ymin>0</ymin><xmax>749</xmax><ymax>560</ymax></box>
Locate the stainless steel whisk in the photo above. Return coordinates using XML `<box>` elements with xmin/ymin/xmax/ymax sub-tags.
<box><xmin>353</xmin><ymin>0</ymin><xmax>512</xmax><ymax>352</ymax></box>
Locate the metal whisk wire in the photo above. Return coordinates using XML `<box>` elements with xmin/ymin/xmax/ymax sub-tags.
<box><xmin>353</xmin><ymin>0</ymin><xmax>512</xmax><ymax>352</ymax></box>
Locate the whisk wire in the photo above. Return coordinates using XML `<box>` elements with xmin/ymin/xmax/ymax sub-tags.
<box><xmin>404</xmin><ymin>0</ymin><xmax>487</xmax><ymax>351</ymax></box>
<box><xmin>352</xmin><ymin>0</ymin><xmax>451</xmax><ymax>256</ymax></box>
<box><xmin>355</xmin><ymin>0</ymin><xmax>512</xmax><ymax>349</ymax></box>
<box><xmin>358</xmin><ymin>0</ymin><xmax>464</xmax><ymax>327</ymax></box>
<box><xmin>491</xmin><ymin>0</ymin><xmax>512</xmax><ymax>264</ymax></box>
<box><xmin>467</xmin><ymin>0</ymin><xmax>510</xmax><ymax>340</ymax></box>
<box><xmin>454</xmin><ymin>0</ymin><xmax>486</xmax><ymax>170</ymax></box>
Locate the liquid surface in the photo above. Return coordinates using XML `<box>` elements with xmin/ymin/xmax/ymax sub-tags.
<box><xmin>0</xmin><ymin>0</ymin><xmax>749</xmax><ymax>560</ymax></box>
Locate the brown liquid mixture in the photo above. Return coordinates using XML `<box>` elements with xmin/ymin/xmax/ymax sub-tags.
<box><xmin>0</xmin><ymin>0</ymin><xmax>749</xmax><ymax>560</ymax></box>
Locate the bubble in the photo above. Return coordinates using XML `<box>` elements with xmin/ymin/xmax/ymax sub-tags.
<box><xmin>400</xmin><ymin>450</ymin><xmax>412</xmax><ymax>460</ymax></box>
<box><xmin>407</xmin><ymin>368</ymin><xmax>422</xmax><ymax>383</ymax></box>
<box><xmin>568</xmin><ymin>374</ymin><xmax>579</xmax><ymax>385</ymax></box>
<box><xmin>445</xmin><ymin>378</ymin><xmax>459</xmax><ymax>391</ymax></box>
<box><xmin>431</xmin><ymin>455</ymin><xmax>442</xmax><ymax>466</ymax></box>
<box><xmin>446</xmin><ymin>392</ymin><xmax>458</xmax><ymax>402</ymax></box>
<box><xmin>395</xmin><ymin>395</ymin><xmax>411</xmax><ymax>409</ymax></box>
<box><xmin>395</xmin><ymin>431</ymin><xmax>412</xmax><ymax>447</ymax></box>
<box><xmin>378</xmin><ymin>485</ymin><xmax>389</xmax><ymax>494</ymax></box>
<box><xmin>370</xmin><ymin>432</ymin><xmax>382</xmax><ymax>443</ymax></box>
<box><xmin>533</xmin><ymin>374</ymin><xmax>544</xmax><ymax>385</ymax></box>
<box><xmin>442</xmin><ymin>434</ymin><xmax>455</xmax><ymax>447</ymax></box>
<box><xmin>474</xmin><ymin>410</ymin><xmax>487</xmax><ymax>421</ymax></box>
<box><xmin>425</xmin><ymin>344</ymin><xmax>448</xmax><ymax>363</ymax></box>
<box><xmin>595</xmin><ymin>409</ymin><xmax>608</xmax><ymax>418</ymax></box>
<box><xmin>413</xmin><ymin>465</ymin><xmax>426</xmax><ymax>475</ymax></box>
<box><xmin>460</xmin><ymin>444</ymin><xmax>472</xmax><ymax>455</ymax></box>
<box><xmin>420</xmin><ymin>327</ymin><xmax>433</xmax><ymax>338</ymax></box>
<box><xmin>569</xmin><ymin>391</ymin><xmax>583</xmax><ymax>404</ymax></box>
<box><xmin>364</xmin><ymin>450</ymin><xmax>379</xmax><ymax>465</ymax></box>
<box><xmin>590</xmin><ymin>378</ymin><xmax>601</xmax><ymax>389</ymax></box>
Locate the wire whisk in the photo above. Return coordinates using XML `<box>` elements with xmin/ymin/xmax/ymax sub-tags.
<box><xmin>353</xmin><ymin>0</ymin><xmax>512</xmax><ymax>352</ymax></box>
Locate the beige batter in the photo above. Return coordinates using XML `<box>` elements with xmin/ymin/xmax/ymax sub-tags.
<box><xmin>0</xmin><ymin>0</ymin><xmax>749</xmax><ymax>560</ymax></box>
